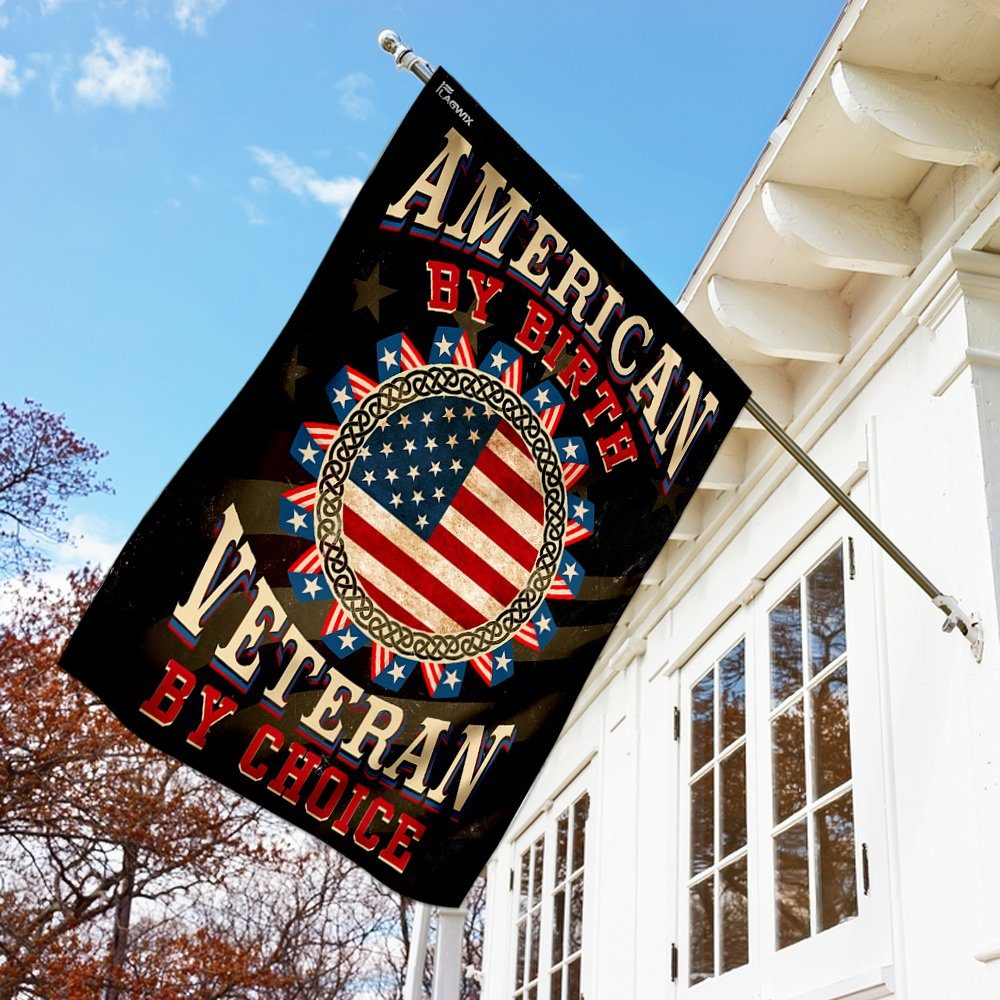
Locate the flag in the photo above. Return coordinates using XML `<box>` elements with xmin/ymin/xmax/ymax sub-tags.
<box><xmin>60</xmin><ymin>68</ymin><xmax>749</xmax><ymax>906</ymax></box>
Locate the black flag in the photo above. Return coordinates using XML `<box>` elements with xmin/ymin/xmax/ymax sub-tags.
<box><xmin>61</xmin><ymin>69</ymin><xmax>749</xmax><ymax>906</ymax></box>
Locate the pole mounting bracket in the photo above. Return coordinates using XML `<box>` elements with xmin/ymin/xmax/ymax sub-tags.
<box><xmin>934</xmin><ymin>594</ymin><xmax>984</xmax><ymax>663</ymax></box>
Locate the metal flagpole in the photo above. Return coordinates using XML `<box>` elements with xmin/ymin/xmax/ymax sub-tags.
<box><xmin>745</xmin><ymin>398</ymin><xmax>982</xmax><ymax>659</ymax></box>
<box><xmin>375</xmin><ymin>33</ymin><xmax>985</xmax><ymax>666</ymax></box>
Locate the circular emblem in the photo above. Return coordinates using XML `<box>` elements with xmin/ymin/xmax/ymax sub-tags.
<box><xmin>314</xmin><ymin>366</ymin><xmax>566</xmax><ymax>662</ymax></box>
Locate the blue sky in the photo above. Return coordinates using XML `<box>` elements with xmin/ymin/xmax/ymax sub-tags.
<box><xmin>0</xmin><ymin>0</ymin><xmax>845</xmax><ymax>568</ymax></box>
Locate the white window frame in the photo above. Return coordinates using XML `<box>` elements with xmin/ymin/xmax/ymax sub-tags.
<box><xmin>676</xmin><ymin>607</ymin><xmax>756</xmax><ymax>999</ymax></box>
<box><xmin>675</xmin><ymin>515</ymin><xmax>892</xmax><ymax>998</ymax></box>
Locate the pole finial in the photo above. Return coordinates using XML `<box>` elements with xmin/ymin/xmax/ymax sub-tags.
<box><xmin>376</xmin><ymin>28</ymin><xmax>435</xmax><ymax>85</ymax></box>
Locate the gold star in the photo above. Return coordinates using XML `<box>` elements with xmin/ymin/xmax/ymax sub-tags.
<box><xmin>450</xmin><ymin>307</ymin><xmax>492</xmax><ymax>354</ymax></box>
<box><xmin>353</xmin><ymin>263</ymin><xmax>396</xmax><ymax>321</ymax></box>
<box><xmin>281</xmin><ymin>345</ymin><xmax>310</xmax><ymax>401</ymax></box>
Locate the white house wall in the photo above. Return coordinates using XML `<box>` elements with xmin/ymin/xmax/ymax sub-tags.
<box><xmin>482</xmin><ymin>0</ymin><xmax>1000</xmax><ymax>996</ymax></box>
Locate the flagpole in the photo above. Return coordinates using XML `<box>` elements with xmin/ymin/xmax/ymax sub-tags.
<box><xmin>375</xmin><ymin>30</ymin><xmax>983</xmax><ymax>665</ymax></box>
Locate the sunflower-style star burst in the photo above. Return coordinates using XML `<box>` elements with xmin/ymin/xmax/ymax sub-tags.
<box><xmin>279</xmin><ymin>327</ymin><xmax>593</xmax><ymax>699</ymax></box>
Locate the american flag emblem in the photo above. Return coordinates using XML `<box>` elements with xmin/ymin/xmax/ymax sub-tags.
<box><xmin>280</xmin><ymin>328</ymin><xmax>593</xmax><ymax>699</ymax></box>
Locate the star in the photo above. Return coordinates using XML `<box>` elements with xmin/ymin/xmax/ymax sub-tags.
<box><xmin>468</xmin><ymin>429</ymin><xmax>480</xmax><ymax>443</ymax></box>
<box><xmin>385</xmin><ymin>468</ymin><xmax>399</xmax><ymax>484</ymax></box>
<box><xmin>424</xmin><ymin>437</ymin><xmax>438</xmax><ymax>452</ymax></box>
<box><xmin>357</xmin><ymin>444</ymin><xmax>371</xmax><ymax>460</ymax></box>
<box><xmin>534</xmin><ymin>387</ymin><xmax>551</xmax><ymax>406</ymax></box>
<box><xmin>495</xmin><ymin>651</ymin><xmax>511</xmax><ymax>673</ymax></box>
<box><xmin>433</xmin><ymin>487</ymin><xmax>445</xmax><ymax>500</ymax></box>
<box><xmin>352</xmin><ymin>262</ymin><xmax>396</xmax><ymax>321</ymax></box>
<box><xmin>450</xmin><ymin>459</ymin><xmax>462</xmax><ymax>473</ymax></box>
<box><xmin>536</xmin><ymin>614</ymin><xmax>552</xmax><ymax>633</ymax></box>
<box><xmin>446</xmin><ymin>434</ymin><xmax>459</xmax><ymax>448</ymax></box>
<box><xmin>452</xmin><ymin>305</ymin><xmax>492</xmax><ymax>339</ymax></box>
<box><xmin>282</xmin><ymin>345</ymin><xmax>310</xmax><ymax>402</ymax></box>
<box><xmin>429</xmin><ymin>461</ymin><xmax>442</xmax><ymax>476</ymax></box>
<box><xmin>379</xmin><ymin>347</ymin><xmax>398</xmax><ymax>370</ymax></box>
<box><xmin>411</xmin><ymin>490</ymin><xmax>424</xmax><ymax>505</ymax></box>
<box><xmin>563</xmin><ymin>441</ymin><xmax>579</xmax><ymax>459</ymax></box>
<box><xmin>407</xmin><ymin>465</ymin><xmax>420</xmax><ymax>480</ymax></box>
<box><xmin>403</xmin><ymin>439</ymin><xmax>417</xmax><ymax>454</ymax></box>
<box><xmin>376</xmin><ymin>417</ymin><xmax>389</xmax><ymax>431</ymax></box>
<box><xmin>443</xmin><ymin>407</ymin><xmax>456</xmax><ymax>422</ymax></box>
<box><xmin>303</xmin><ymin>578</ymin><xmax>322</xmax><ymax>597</ymax></box>
<box><xmin>442</xmin><ymin>669</ymin><xmax>460</xmax><ymax>690</ymax></box>
<box><xmin>563</xmin><ymin>562</ymin><xmax>579</xmax><ymax>581</ymax></box>
<box><xmin>380</xmin><ymin>442</ymin><xmax>393</xmax><ymax>457</ymax></box>
<box><xmin>390</xmin><ymin>493</ymin><xmax>403</xmax><ymax>508</ymax></box>
<box><xmin>288</xmin><ymin>510</ymin><xmax>307</xmax><ymax>532</ymax></box>
<box><xmin>489</xmin><ymin>349</ymin><xmax>506</xmax><ymax>370</ymax></box>
<box><xmin>389</xmin><ymin>662</ymin><xmax>406</xmax><ymax>683</ymax></box>
<box><xmin>573</xmin><ymin>500</ymin><xmax>589</xmax><ymax>520</ymax></box>
<box><xmin>398</xmin><ymin>413</ymin><xmax>411</xmax><ymax>428</ymax></box>
<box><xmin>416</xmin><ymin>514</ymin><xmax>429</xmax><ymax>529</ymax></box>
<box><xmin>363</xmin><ymin>470</ymin><xmax>376</xmax><ymax>485</ymax></box>
<box><xmin>420</xmin><ymin>411</ymin><xmax>433</xmax><ymax>426</ymax></box>
<box><xmin>463</xmin><ymin>405</ymin><xmax>475</xmax><ymax>419</ymax></box>
<box><xmin>435</xmin><ymin>333</ymin><xmax>454</xmax><ymax>356</ymax></box>
<box><xmin>298</xmin><ymin>442</ymin><xmax>319</xmax><ymax>464</ymax></box>
<box><xmin>339</xmin><ymin>630</ymin><xmax>359</xmax><ymax>650</ymax></box>
<box><xmin>331</xmin><ymin>384</ymin><xmax>351</xmax><ymax>408</ymax></box>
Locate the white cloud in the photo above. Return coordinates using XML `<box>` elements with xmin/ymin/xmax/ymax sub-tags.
<box><xmin>39</xmin><ymin>0</ymin><xmax>66</xmax><ymax>14</ymax></box>
<box><xmin>248</xmin><ymin>175</ymin><xmax>268</xmax><ymax>193</ymax></box>
<box><xmin>236</xmin><ymin>195</ymin><xmax>265</xmax><ymax>226</ymax></box>
<box><xmin>75</xmin><ymin>31</ymin><xmax>170</xmax><ymax>109</ymax></box>
<box><xmin>335</xmin><ymin>70</ymin><xmax>373</xmax><ymax>121</ymax></box>
<box><xmin>172</xmin><ymin>0</ymin><xmax>226</xmax><ymax>35</ymax></box>
<box><xmin>248</xmin><ymin>146</ymin><xmax>362</xmax><ymax>219</ymax></box>
<box><xmin>0</xmin><ymin>53</ymin><xmax>21</xmax><ymax>96</ymax></box>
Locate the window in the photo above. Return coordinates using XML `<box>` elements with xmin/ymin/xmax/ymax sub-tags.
<box><xmin>688</xmin><ymin>640</ymin><xmax>749</xmax><ymax>984</ymax></box>
<box><xmin>549</xmin><ymin>793</ymin><xmax>588</xmax><ymax>1000</ymax></box>
<box><xmin>676</xmin><ymin>528</ymin><xmax>891</xmax><ymax>994</ymax></box>
<box><xmin>769</xmin><ymin>545</ymin><xmax>857</xmax><ymax>950</ymax></box>
<box><xmin>512</xmin><ymin>779</ymin><xmax>590</xmax><ymax>1000</ymax></box>
<box><xmin>513</xmin><ymin>833</ymin><xmax>544</xmax><ymax>1000</ymax></box>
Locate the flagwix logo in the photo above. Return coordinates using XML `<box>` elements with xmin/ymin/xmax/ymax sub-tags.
<box><xmin>436</xmin><ymin>81</ymin><xmax>474</xmax><ymax>125</ymax></box>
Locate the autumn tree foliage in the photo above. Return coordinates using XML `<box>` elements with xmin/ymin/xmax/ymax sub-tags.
<box><xmin>0</xmin><ymin>402</ymin><xmax>485</xmax><ymax>998</ymax></box>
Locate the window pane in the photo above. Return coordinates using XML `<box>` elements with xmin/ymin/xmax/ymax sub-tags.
<box><xmin>555</xmin><ymin>810</ymin><xmax>568</xmax><ymax>885</ymax></box>
<box><xmin>518</xmin><ymin>851</ymin><xmax>530</xmax><ymax>916</ymax></box>
<box><xmin>816</xmin><ymin>793</ymin><xmax>858</xmax><ymax>931</ymax></box>
<box><xmin>808</xmin><ymin>546</ymin><xmax>846</xmax><ymax>674</ymax></box>
<box><xmin>812</xmin><ymin>662</ymin><xmax>852</xmax><ymax>798</ymax></box>
<box><xmin>528</xmin><ymin>988</ymin><xmax>537</xmax><ymax>1000</ymax></box>
<box><xmin>529</xmin><ymin>912</ymin><xmax>540</xmax><ymax>982</ymax></box>
<box><xmin>770</xmin><ymin>586</ymin><xmax>803</xmax><ymax>707</ymax></box>
<box><xmin>551</xmin><ymin>888</ymin><xmax>565</xmax><ymax>965</ymax></box>
<box><xmin>691</xmin><ymin>671</ymin><xmax>715</xmax><ymax>772</ymax></box>
<box><xmin>772</xmin><ymin>700</ymin><xmax>806</xmax><ymax>824</ymax></box>
<box><xmin>569</xmin><ymin>874</ymin><xmax>584</xmax><ymax>954</ymax></box>
<box><xmin>550</xmin><ymin>969</ymin><xmax>562</xmax><ymax>1000</ymax></box>
<box><xmin>721</xmin><ymin>747</ymin><xmax>747</xmax><ymax>858</ymax></box>
<box><xmin>571</xmin><ymin>794</ymin><xmax>589</xmax><ymax>873</ymax></box>
<box><xmin>775</xmin><ymin>820</ymin><xmax>810</xmax><ymax>950</ymax></box>
<box><xmin>720</xmin><ymin>857</ymin><xmax>749</xmax><ymax>974</ymax></box>
<box><xmin>531</xmin><ymin>838</ymin><xmax>544</xmax><ymax>907</ymax></box>
<box><xmin>691</xmin><ymin>771</ymin><xmax>715</xmax><ymax>876</ymax></box>
<box><xmin>689</xmin><ymin>876</ymin><xmax>714</xmax><ymax>985</ymax></box>
<box><xmin>721</xmin><ymin>640</ymin><xmax>746</xmax><ymax>748</ymax></box>
<box><xmin>516</xmin><ymin>920</ymin><xmax>526</xmax><ymax>987</ymax></box>
<box><xmin>567</xmin><ymin>957</ymin><xmax>581</xmax><ymax>1000</ymax></box>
